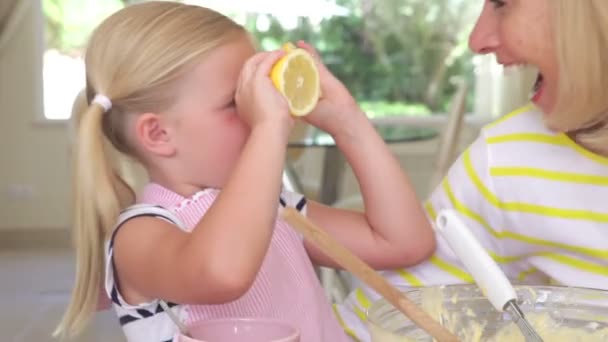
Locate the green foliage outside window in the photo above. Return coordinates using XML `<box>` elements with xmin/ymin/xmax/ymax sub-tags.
<box><xmin>43</xmin><ymin>0</ymin><xmax>477</xmax><ymax>117</ymax></box>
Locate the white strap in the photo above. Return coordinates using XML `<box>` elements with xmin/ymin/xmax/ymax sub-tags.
<box><xmin>115</xmin><ymin>204</ymin><xmax>185</xmax><ymax>230</ymax></box>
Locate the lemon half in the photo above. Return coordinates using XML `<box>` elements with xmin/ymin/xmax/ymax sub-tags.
<box><xmin>270</xmin><ymin>43</ymin><xmax>321</xmax><ymax>116</ymax></box>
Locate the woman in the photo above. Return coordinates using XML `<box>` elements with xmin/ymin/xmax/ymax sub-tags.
<box><xmin>335</xmin><ymin>1</ymin><xmax>608</xmax><ymax>340</ymax></box>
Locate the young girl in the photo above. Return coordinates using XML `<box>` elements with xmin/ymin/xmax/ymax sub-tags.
<box><xmin>54</xmin><ymin>2</ymin><xmax>435</xmax><ymax>341</ymax></box>
<box><xmin>336</xmin><ymin>0</ymin><xmax>608</xmax><ymax>340</ymax></box>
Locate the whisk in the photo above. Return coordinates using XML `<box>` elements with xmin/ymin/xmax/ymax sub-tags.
<box><xmin>435</xmin><ymin>210</ymin><xmax>544</xmax><ymax>342</ymax></box>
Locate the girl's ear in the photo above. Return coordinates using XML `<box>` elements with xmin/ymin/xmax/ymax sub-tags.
<box><xmin>134</xmin><ymin>113</ymin><xmax>177</xmax><ymax>157</ymax></box>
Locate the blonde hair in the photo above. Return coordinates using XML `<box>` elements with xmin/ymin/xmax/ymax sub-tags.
<box><xmin>55</xmin><ymin>2</ymin><xmax>244</xmax><ymax>338</ymax></box>
<box><xmin>547</xmin><ymin>0</ymin><xmax>608</xmax><ymax>155</ymax></box>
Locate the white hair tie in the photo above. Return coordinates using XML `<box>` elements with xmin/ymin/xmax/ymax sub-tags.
<box><xmin>92</xmin><ymin>94</ymin><xmax>112</xmax><ymax>112</ymax></box>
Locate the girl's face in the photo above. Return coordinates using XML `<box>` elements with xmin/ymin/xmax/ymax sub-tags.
<box><xmin>166</xmin><ymin>35</ymin><xmax>256</xmax><ymax>189</ymax></box>
<box><xmin>469</xmin><ymin>0</ymin><xmax>558</xmax><ymax>114</ymax></box>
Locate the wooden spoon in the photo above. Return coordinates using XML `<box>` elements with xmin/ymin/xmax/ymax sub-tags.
<box><xmin>281</xmin><ymin>207</ymin><xmax>459</xmax><ymax>342</ymax></box>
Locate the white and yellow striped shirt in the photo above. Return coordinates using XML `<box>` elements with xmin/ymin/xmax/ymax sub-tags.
<box><xmin>335</xmin><ymin>104</ymin><xmax>608</xmax><ymax>341</ymax></box>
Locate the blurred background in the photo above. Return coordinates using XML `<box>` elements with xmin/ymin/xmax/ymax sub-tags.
<box><xmin>41</xmin><ymin>0</ymin><xmax>532</xmax><ymax>120</ymax></box>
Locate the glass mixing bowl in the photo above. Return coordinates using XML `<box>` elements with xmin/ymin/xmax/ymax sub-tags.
<box><xmin>367</xmin><ymin>284</ymin><xmax>608</xmax><ymax>341</ymax></box>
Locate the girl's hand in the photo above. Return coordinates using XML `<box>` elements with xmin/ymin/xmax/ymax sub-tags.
<box><xmin>296</xmin><ymin>41</ymin><xmax>365</xmax><ymax>136</ymax></box>
<box><xmin>236</xmin><ymin>50</ymin><xmax>294</xmax><ymax>139</ymax></box>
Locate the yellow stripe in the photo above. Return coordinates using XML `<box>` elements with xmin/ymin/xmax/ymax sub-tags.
<box><xmin>442</xmin><ymin>178</ymin><xmax>608</xmax><ymax>260</ymax></box>
<box><xmin>499</xmin><ymin>233</ymin><xmax>608</xmax><ymax>260</ymax></box>
<box><xmin>486</xmin><ymin>103</ymin><xmax>536</xmax><ymax>129</ymax></box>
<box><xmin>428</xmin><ymin>250</ymin><xmax>605</xmax><ymax>283</ymax></box>
<box><xmin>427</xmin><ymin>199</ymin><xmax>480</xmax><ymax>283</ymax></box>
<box><xmin>437</xmin><ymin>178</ymin><xmax>608</xmax><ymax>278</ymax></box>
<box><xmin>488</xmin><ymin>250</ymin><xmax>525</xmax><ymax>264</ymax></box>
<box><xmin>491</xmin><ymin>167</ymin><xmax>608</xmax><ymax>186</ymax></box>
<box><xmin>491</xmin><ymin>249</ymin><xmax>607</xmax><ymax>273</ymax></box>
<box><xmin>517</xmin><ymin>267</ymin><xmax>539</xmax><ymax>282</ymax></box>
<box><xmin>430</xmin><ymin>255</ymin><xmax>474</xmax><ymax>283</ymax></box>
<box><xmin>485</xmin><ymin>132</ymin><xmax>608</xmax><ymax>167</ymax></box>
<box><xmin>464</xmin><ymin>149</ymin><xmax>608</xmax><ymax>222</ymax></box>
<box><xmin>544</xmin><ymin>254</ymin><xmax>608</xmax><ymax>277</ymax></box>
<box><xmin>557</xmin><ymin>134</ymin><xmax>608</xmax><ymax>166</ymax></box>
<box><xmin>396</xmin><ymin>269</ymin><xmax>424</xmax><ymax>287</ymax></box>
<box><xmin>424</xmin><ymin>201</ymin><xmax>438</xmax><ymax>221</ymax></box>
<box><xmin>393</xmin><ymin>246</ymin><xmax>605</xmax><ymax>286</ymax></box>
<box><xmin>486</xmin><ymin>133</ymin><xmax>569</xmax><ymax>146</ymax></box>
<box><xmin>353</xmin><ymin>305</ymin><xmax>367</xmax><ymax>322</ymax></box>
<box><xmin>430</xmin><ymin>245</ymin><xmax>606</xmax><ymax>284</ymax></box>
<box><xmin>355</xmin><ymin>288</ymin><xmax>372</xmax><ymax>310</ymax></box>
<box><xmin>443</xmin><ymin>178</ymin><xmax>495</xmax><ymax>236</ymax></box>
<box><xmin>421</xmin><ymin>251</ymin><xmax>604</xmax><ymax>286</ymax></box>
<box><xmin>332</xmin><ymin>304</ymin><xmax>361</xmax><ymax>342</ymax></box>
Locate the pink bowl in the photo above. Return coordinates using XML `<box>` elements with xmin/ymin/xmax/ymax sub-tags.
<box><xmin>177</xmin><ymin>318</ymin><xmax>300</xmax><ymax>342</ymax></box>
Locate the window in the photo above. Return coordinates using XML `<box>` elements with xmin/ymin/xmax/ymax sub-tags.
<box><xmin>42</xmin><ymin>0</ymin><xmax>479</xmax><ymax>121</ymax></box>
<box><xmin>42</xmin><ymin>0</ymin><xmax>123</xmax><ymax>120</ymax></box>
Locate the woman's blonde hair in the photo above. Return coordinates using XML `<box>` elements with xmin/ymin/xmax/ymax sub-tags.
<box><xmin>55</xmin><ymin>2</ymin><xmax>244</xmax><ymax>338</ymax></box>
<box><xmin>548</xmin><ymin>0</ymin><xmax>608</xmax><ymax>155</ymax></box>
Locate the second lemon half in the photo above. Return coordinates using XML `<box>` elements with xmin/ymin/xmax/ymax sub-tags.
<box><xmin>270</xmin><ymin>43</ymin><xmax>321</xmax><ymax>116</ymax></box>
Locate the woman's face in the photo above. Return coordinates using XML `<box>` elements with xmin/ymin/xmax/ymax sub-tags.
<box><xmin>469</xmin><ymin>0</ymin><xmax>557</xmax><ymax>114</ymax></box>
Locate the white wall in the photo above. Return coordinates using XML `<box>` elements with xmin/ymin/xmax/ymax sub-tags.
<box><xmin>0</xmin><ymin>1</ymin><xmax>71</xmax><ymax>230</ymax></box>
